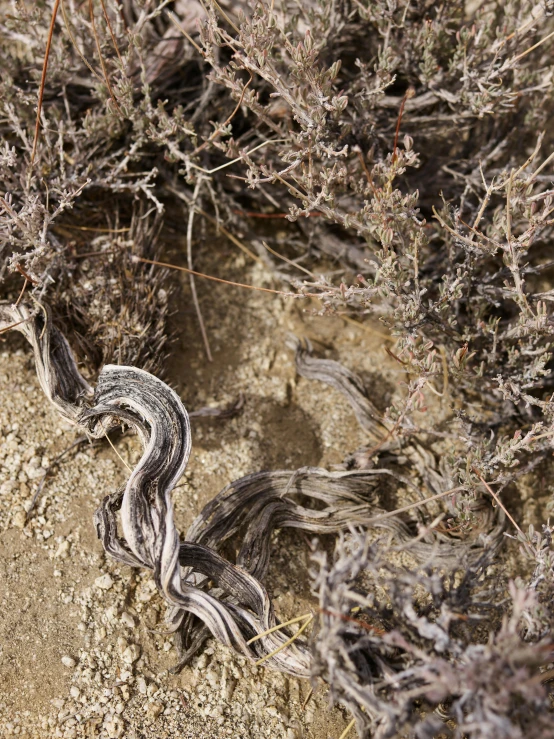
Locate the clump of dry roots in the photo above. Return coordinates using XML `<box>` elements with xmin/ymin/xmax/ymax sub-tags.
<box><xmin>3</xmin><ymin>300</ymin><xmax>478</xmax><ymax>674</ymax></box>
<box><xmin>6</xmin><ymin>299</ymin><xmax>553</xmax><ymax>739</ymax></box>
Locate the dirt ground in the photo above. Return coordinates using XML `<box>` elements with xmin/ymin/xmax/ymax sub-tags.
<box><xmin>0</xmin><ymin>241</ymin><xmax>404</xmax><ymax>739</ymax></box>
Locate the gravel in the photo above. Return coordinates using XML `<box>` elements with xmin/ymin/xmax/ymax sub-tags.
<box><xmin>0</xmin><ymin>259</ymin><xmax>395</xmax><ymax>738</ymax></box>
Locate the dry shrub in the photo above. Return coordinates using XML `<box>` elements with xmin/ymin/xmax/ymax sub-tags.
<box><xmin>2</xmin><ymin>1</ymin><xmax>554</xmax><ymax>736</ymax></box>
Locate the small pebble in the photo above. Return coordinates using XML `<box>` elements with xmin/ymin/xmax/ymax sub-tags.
<box><xmin>121</xmin><ymin>612</ymin><xmax>135</xmax><ymax>628</ymax></box>
<box><xmin>104</xmin><ymin>715</ymin><xmax>125</xmax><ymax>738</ymax></box>
<box><xmin>95</xmin><ymin>573</ymin><xmax>114</xmax><ymax>590</ymax></box>
<box><xmin>146</xmin><ymin>701</ymin><xmax>164</xmax><ymax>720</ymax></box>
<box><xmin>12</xmin><ymin>510</ymin><xmax>26</xmax><ymax>529</ymax></box>
<box><xmin>55</xmin><ymin>540</ymin><xmax>70</xmax><ymax>558</ymax></box>
<box><xmin>121</xmin><ymin>644</ymin><xmax>141</xmax><ymax>665</ymax></box>
<box><xmin>61</xmin><ymin>655</ymin><xmax>76</xmax><ymax>668</ymax></box>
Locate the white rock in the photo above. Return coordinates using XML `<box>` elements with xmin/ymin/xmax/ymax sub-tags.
<box><xmin>61</xmin><ymin>656</ymin><xmax>76</xmax><ymax>668</ymax></box>
<box><xmin>95</xmin><ymin>573</ymin><xmax>114</xmax><ymax>590</ymax></box>
<box><xmin>205</xmin><ymin>669</ymin><xmax>219</xmax><ymax>688</ymax></box>
<box><xmin>104</xmin><ymin>714</ymin><xmax>125</xmax><ymax>738</ymax></box>
<box><xmin>105</xmin><ymin>605</ymin><xmax>118</xmax><ymax>622</ymax></box>
<box><xmin>55</xmin><ymin>540</ymin><xmax>70</xmax><ymax>559</ymax></box>
<box><xmin>12</xmin><ymin>510</ymin><xmax>26</xmax><ymax>529</ymax></box>
<box><xmin>145</xmin><ymin>701</ymin><xmax>164</xmax><ymax>719</ymax></box>
<box><xmin>120</xmin><ymin>612</ymin><xmax>135</xmax><ymax>628</ymax></box>
<box><xmin>224</xmin><ymin>677</ymin><xmax>237</xmax><ymax>702</ymax></box>
<box><xmin>0</xmin><ymin>481</ymin><xmax>18</xmax><ymax>495</ymax></box>
<box><xmin>121</xmin><ymin>644</ymin><xmax>140</xmax><ymax>665</ymax></box>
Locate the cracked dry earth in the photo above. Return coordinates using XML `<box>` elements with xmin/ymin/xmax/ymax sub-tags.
<box><xmin>0</xmin><ymin>253</ymin><xmax>398</xmax><ymax>739</ymax></box>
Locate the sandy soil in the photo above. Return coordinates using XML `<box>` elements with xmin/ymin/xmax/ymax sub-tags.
<box><xmin>0</xmin><ymin>245</ymin><xmax>399</xmax><ymax>739</ymax></box>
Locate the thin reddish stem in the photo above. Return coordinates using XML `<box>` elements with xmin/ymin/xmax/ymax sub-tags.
<box><xmin>89</xmin><ymin>0</ymin><xmax>121</xmax><ymax>114</ymax></box>
<box><xmin>392</xmin><ymin>87</ymin><xmax>414</xmax><ymax>162</ymax></box>
<box><xmin>31</xmin><ymin>0</ymin><xmax>61</xmax><ymax>166</ymax></box>
<box><xmin>99</xmin><ymin>0</ymin><xmax>124</xmax><ymax>67</ymax></box>
<box><xmin>133</xmin><ymin>256</ymin><xmax>324</xmax><ymax>297</ymax></box>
